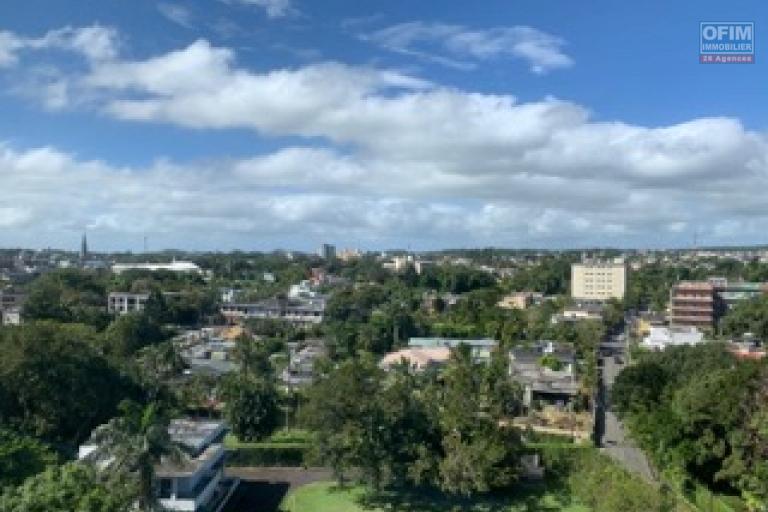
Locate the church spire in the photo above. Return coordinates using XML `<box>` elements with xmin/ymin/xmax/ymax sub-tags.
<box><xmin>80</xmin><ymin>232</ymin><xmax>88</xmax><ymax>262</ymax></box>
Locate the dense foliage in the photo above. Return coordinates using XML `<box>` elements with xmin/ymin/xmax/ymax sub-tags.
<box><xmin>612</xmin><ymin>343</ymin><xmax>768</xmax><ymax>509</ymax></box>
<box><xmin>0</xmin><ymin>462</ymin><xmax>133</xmax><ymax>512</ymax></box>
<box><xmin>301</xmin><ymin>348</ymin><xmax>524</xmax><ymax>495</ymax></box>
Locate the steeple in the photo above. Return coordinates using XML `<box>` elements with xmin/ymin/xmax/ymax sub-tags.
<box><xmin>80</xmin><ymin>232</ymin><xmax>88</xmax><ymax>262</ymax></box>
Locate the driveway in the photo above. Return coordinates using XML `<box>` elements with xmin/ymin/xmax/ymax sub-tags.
<box><xmin>222</xmin><ymin>467</ymin><xmax>333</xmax><ymax>512</ymax></box>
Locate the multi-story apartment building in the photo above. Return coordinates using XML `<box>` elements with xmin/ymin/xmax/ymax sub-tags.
<box><xmin>669</xmin><ymin>281</ymin><xmax>716</xmax><ymax>328</ymax></box>
<box><xmin>571</xmin><ymin>259</ymin><xmax>626</xmax><ymax>301</ymax></box>
<box><xmin>670</xmin><ymin>278</ymin><xmax>768</xmax><ymax>329</ymax></box>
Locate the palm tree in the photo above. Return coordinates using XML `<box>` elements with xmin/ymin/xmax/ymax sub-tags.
<box><xmin>84</xmin><ymin>400</ymin><xmax>182</xmax><ymax>511</ymax></box>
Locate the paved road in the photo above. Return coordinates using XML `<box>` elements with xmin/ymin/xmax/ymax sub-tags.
<box><xmin>597</xmin><ymin>334</ymin><xmax>657</xmax><ymax>484</ymax></box>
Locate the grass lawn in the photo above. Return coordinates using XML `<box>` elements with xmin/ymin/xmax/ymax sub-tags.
<box><xmin>280</xmin><ymin>481</ymin><xmax>591</xmax><ymax>512</ymax></box>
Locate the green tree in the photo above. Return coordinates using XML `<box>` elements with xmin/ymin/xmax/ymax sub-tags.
<box><xmin>221</xmin><ymin>374</ymin><xmax>280</xmax><ymax>442</ymax></box>
<box><xmin>83</xmin><ymin>401</ymin><xmax>179</xmax><ymax>511</ymax></box>
<box><xmin>0</xmin><ymin>322</ymin><xmax>135</xmax><ymax>445</ymax></box>
<box><xmin>0</xmin><ymin>462</ymin><xmax>133</xmax><ymax>512</ymax></box>
<box><xmin>0</xmin><ymin>429</ymin><xmax>58</xmax><ymax>488</ymax></box>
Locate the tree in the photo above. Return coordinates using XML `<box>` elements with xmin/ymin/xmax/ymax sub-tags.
<box><xmin>0</xmin><ymin>322</ymin><xmax>136</xmax><ymax>445</ymax></box>
<box><xmin>301</xmin><ymin>357</ymin><xmax>387</xmax><ymax>485</ymax></box>
<box><xmin>104</xmin><ymin>313</ymin><xmax>165</xmax><ymax>359</ymax></box>
<box><xmin>231</xmin><ymin>334</ymin><xmax>273</xmax><ymax>378</ymax></box>
<box><xmin>612</xmin><ymin>361</ymin><xmax>668</xmax><ymax>416</ymax></box>
<box><xmin>22</xmin><ymin>269</ymin><xmax>110</xmax><ymax>329</ymax></box>
<box><xmin>133</xmin><ymin>342</ymin><xmax>186</xmax><ymax>405</ymax></box>
<box><xmin>83</xmin><ymin>401</ymin><xmax>179</xmax><ymax>511</ymax></box>
<box><xmin>0</xmin><ymin>429</ymin><xmax>57</xmax><ymax>488</ymax></box>
<box><xmin>0</xmin><ymin>462</ymin><xmax>133</xmax><ymax>512</ymax></box>
<box><xmin>221</xmin><ymin>374</ymin><xmax>280</xmax><ymax>442</ymax></box>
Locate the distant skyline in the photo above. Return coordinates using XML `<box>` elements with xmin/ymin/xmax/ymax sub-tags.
<box><xmin>1</xmin><ymin>1</ymin><xmax>768</xmax><ymax>251</ymax></box>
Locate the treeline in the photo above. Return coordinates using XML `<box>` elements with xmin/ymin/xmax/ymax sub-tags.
<box><xmin>22</xmin><ymin>268</ymin><xmax>217</xmax><ymax>328</ymax></box>
<box><xmin>612</xmin><ymin>343</ymin><xmax>768</xmax><ymax>509</ymax></box>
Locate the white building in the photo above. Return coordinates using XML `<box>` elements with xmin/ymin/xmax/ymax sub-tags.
<box><xmin>108</xmin><ymin>292</ymin><xmax>150</xmax><ymax>314</ymax></box>
<box><xmin>0</xmin><ymin>307</ymin><xmax>21</xmax><ymax>326</ymax></box>
<box><xmin>112</xmin><ymin>261</ymin><xmax>202</xmax><ymax>275</ymax></box>
<box><xmin>288</xmin><ymin>280</ymin><xmax>317</xmax><ymax>298</ymax></box>
<box><xmin>571</xmin><ymin>259</ymin><xmax>626</xmax><ymax>301</ymax></box>
<box><xmin>642</xmin><ymin>326</ymin><xmax>704</xmax><ymax>351</ymax></box>
<box><xmin>80</xmin><ymin>419</ymin><xmax>231</xmax><ymax>512</ymax></box>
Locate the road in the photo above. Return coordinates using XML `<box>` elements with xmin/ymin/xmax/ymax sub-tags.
<box><xmin>596</xmin><ymin>330</ymin><xmax>657</xmax><ymax>484</ymax></box>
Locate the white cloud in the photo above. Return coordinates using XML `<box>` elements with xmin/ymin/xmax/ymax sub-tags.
<box><xmin>220</xmin><ymin>0</ymin><xmax>295</xmax><ymax>19</ymax></box>
<box><xmin>5</xmin><ymin>29</ymin><xmax>768</xmax><ymax>248</ymax></box>
<box><xmin>0</xmin><ymin>25</ymin><xmax>118</xmax><ymax>68</ymax></box>
<box><xmin>363</xmin><ymin>22</ymin><xmax>573</xmax><ymax>74</ymax></box>
<box><xmin>158</xmin><ymin>3</ymin><xmax>195</xmax><ymax>28</ymax></box>
<box><xmin>0</xmin><ymin>31</ymin><xmax>24</xmax><ymax>67</ymax></box>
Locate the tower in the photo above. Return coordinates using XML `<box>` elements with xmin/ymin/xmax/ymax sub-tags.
<box><xmin>80</xmin><ymin>232</ymin><xmax>88</xmax><ymax>262</ymax></box>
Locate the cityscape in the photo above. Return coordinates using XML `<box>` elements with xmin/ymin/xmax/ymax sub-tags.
<box><xmin>1</xmin><ymin>1</ymin><xmax>768</xmax><ymax>512</ymax></box>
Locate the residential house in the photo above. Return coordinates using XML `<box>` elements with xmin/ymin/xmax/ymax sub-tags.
<box><xmin>281</xmin><ymin>340</ymin><xmax>327</xmax><ymax>386</ymax></box>
<box><xmin>509</xmin><ymin>342</ymin><xmax>580</xmax><ymax>410</ymax></box>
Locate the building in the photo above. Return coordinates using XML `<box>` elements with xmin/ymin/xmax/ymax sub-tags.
<box><xmin>108</xmin><ymin>292</ymin><xmax>150</xmax><ymax>315</ymax></box>
<box><xmin>281</xmin><ymin>340</ymin><xmax>328</xmax><ymax>386</ymax></box>
<box><xmin>498</xmin><ymin>291</ymin><xmax>544</xmax><ymax>310</ymax></box>
<box><xmin>221</xmin><ymin>296</ymin><xmax>327</xmax><ymax>325</ymax></box>
<box><xmin>641</xmin><ymin>326</ymin><xmax>705</xmax><ymax>351</ymax></box>
<box><xmin>571</xmin><ymin>259</ymin><xmax>626</xmax><ymax>301</ymax></box>
<box><xmin>80</xmin><ymin>419</ymin><xmax>233</xmax><ymax>512</ymax></box>
<box><xmin>727</xmin><ymin>338</ymin><xmax>767</xmax><ymax>360</ymax></box>
<box><xmin>0</xmin><ymin>307</ymin><xmax>21</xmax><ymax>326</ymax></box>
<box><xmin>509</xmin><ymin>342</ymin><xmax>580</xmax><ymax>410</ymax></box>
<box><xmin>318</xmin><ymin>244</ymin><xmax>336</xmax><ymax>260</ymax></box>
<box><xmin>551</xmin><ymin>303</ymin><xmax>604</xmax><ymax>324</ymax></box>
<box><xmin>669</xmin><ymin>278</ymin><xmax>768</xmax><ymax>329</ymax></box>
<box><xmin>380</xmin><ymin>347</ymin><xmax>451</xmax><ymax>372</ymax></box>
<box><xmin>112</xmin><ymin>261</ymin><xmax>202</xmax><ymax>274</ymax></box>
<box><xmin>337</xmin><ymin>248</ymin><xmax>362</xmax><ymax>262</ymax></box>
<box><xmin>632</xmin><ymin>312</ymin><xmax>667</xmax><ymax>338</ymax></box>
<box><xmin>669</xmin><ymin>281</ymin><xmax>715</xmax><ymax>328</ymax></box>
<box><xmin>407</xmin><ymin>337</ymin><xmax>497</xmax><ymax>363</ymax></box>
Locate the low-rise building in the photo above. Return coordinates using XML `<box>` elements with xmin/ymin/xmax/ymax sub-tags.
<box><xmin>408</xmin><ymin>337</ymin><xmax>497</xmax><ymax>363</ymax></box>
<box><xmin>112</xmin><ymin>261</ymin><xmax>202</xmax><ymax>275</ymax></box>
<box><xmin>281</xmin><ymin>340</ymin><xmax>327</xmax><ymax>386</ymax></box>
<box><xmin>80</xmin><ymin>419</ymin><xmax>233</xmax><ymax>512</ymax></box>
<box><xmin>380</xmin><ymin>347</ymin><xmax>451</xmax><ymax>372</ymax></box>
<box><xmin>641</xmin><ymin>326</ymin><xmax>704</xmax><ymax>351</ymax></box>
<box><xmin>108</xmin><ymin>292</ymin><xmax>150</xmax><ymax>314</ymax></box>
<box><xmin>509</xmin><ymin>342</ymin><xmax>580</xmax><ymax>410</ymax></box>
<box><xmin>221</xmin><ymin>296</ymin><xmax>327</xmax><ymax>325</ymax></box>
<box><xmin>551</xmin><ymin>303</ymin><xmax>604</xmax><ymax>324</ymax></box>
<box><xmin>0</xmin><ymin>307</ymin><xmax>21</xmax><ymax>326</ymax></box>
<box><xmin>498</xmin><ymin>291</ymin><xmax>544</xmax><ymax>310</ymax></box>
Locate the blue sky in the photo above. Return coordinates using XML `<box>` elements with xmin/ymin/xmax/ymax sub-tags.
<box><xmin>0</xmin><ymin>0</ymin><xmax>767</xmax><ymax>251</ymax></box>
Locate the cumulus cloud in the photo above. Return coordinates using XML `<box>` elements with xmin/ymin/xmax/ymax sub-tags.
<box><xmin>363</xmin><ymin>22</ymin><xmax>573</xmax><ymax>74</ymax></box>
<box><xmin>4</xmin><ymin>28</ymin><xmax>768</xmax><ymax>248</ymax></box>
